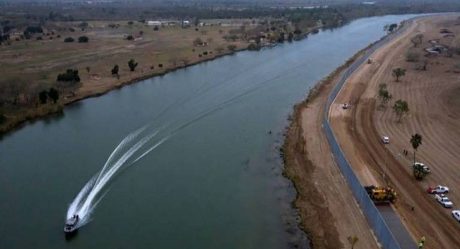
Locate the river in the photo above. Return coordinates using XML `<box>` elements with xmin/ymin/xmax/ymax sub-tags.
<box><xmin>0</xmin><ymin>14</ymin><xmax>417</xmax><ymax>249</ymax></box>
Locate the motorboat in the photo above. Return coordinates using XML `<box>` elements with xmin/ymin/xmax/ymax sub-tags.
<box><xmin>64</xmin><ymin>215</ymin><xmax>79</xmax><ymax>234</ymax></box>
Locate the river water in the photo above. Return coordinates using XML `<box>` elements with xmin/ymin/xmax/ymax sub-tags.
<box><xmin>0</xmin><ymin>14</ymin><xmax>416</xmax><ymax>249</ymax></box>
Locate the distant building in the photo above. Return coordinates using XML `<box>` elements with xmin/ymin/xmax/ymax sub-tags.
<box><xmin>362</xmin><ymin>1</ymin><xmax>376</xmax><ymax>5</ymax></box>
<box><xmin>147</xmin><ymin>21</ymin><xmax>162</xmax><ymax>26</ymax></box>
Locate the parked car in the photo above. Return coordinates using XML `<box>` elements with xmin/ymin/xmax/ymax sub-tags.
<box><xmin>427</xmin><ymin>185</ymin><xmax>449</xmax><ymax>194</ymax></box>
<box><xmin>381</xmin><ymin>136</ymin><xmax>390</xmax><ymax>144</ymax></box>
<box><xmin>435</xmin><ymin>194</ymin><xmax>453</xmax><ymax>208</ymax></box>
<box><xmin>414</xmin><ymin>162</ymin><xmax>430</xmax><ymax>174</ymax></box>
<box><xmin>452</xmin><ymin>210</ymin><xmax>460</xmax><ymax>222</ymax></box>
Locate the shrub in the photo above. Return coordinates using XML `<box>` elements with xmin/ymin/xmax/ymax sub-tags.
<box><xmin>248</xmin><ymin>43</ymin><xmax>260</xmax><ymax>51</ymax></box>
<box><xmin>153</xmin><ymin>26</ymin><xmax>159</xmax><ymax>31</ymax></box>
<box><xmin>39</xmin><ymin>90</ymin><xmax>48</xmax><ymax>104</ymax></box>
<box><xmin>0</xmin><ymin>113</ymin><xmax>6</xmax><ymax>124</ymax></box>
<box><xmin>406</xmin><ymin>51</ymin><xmax>420</xmax><ymax>62</ymax></box>
<box><xmin>158</xmin><ymin>63</ymin><xmax>163</xmax><ymax>68</ymax></box>
<box><xmin>126</xmin><ymin>35</ymin><xmax>134</xmax><ymax>40</ymax></box>
<box><xmin>64</xmin><ymin>37</ymin><xmax>74</xmax><ymax>42</ymax></box>
<box><xmin>128</xmin><ymin>59</ymin><xmax>138</xmax><ymax>71</ymax></box>
<box><xmin>227</xmin><ymin>44</ymin><xmax>237</xmax><ymax>51</ymax></box>
<box><xmin>57</xmin><ymin>69</ymin><xmax>80</xmax><ymax>82</ymax></box>
<box><xmin>48</xmin><ymin>88</ymin><xmax>59</xmax><ymax>103</ymax></box>
<box><xmin>78</xmin><ymin>36</ymin><xmax>89</xmax><ymax>43</ymax></box>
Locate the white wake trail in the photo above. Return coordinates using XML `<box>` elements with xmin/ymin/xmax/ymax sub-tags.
<box><xmin>66</xmin><ymin>127</ymin><xmax>166</xmax><ymax>227</ymax></box>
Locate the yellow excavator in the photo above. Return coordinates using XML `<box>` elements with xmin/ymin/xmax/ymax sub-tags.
<box><xmin>365</xmin><ymin>185</ymin><xmax>397</xmax><ymax>204</ymax></box>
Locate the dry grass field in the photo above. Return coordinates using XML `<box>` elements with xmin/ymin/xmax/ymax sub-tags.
<box><xmin>0</xmin><ymin>20</ymin><xmax>251</xmax><ymax>133</ymax></box>
<box><xmin>330</xmin><ymin>15</ymin><xmax>460</xmax><ymax>248</ymax></box>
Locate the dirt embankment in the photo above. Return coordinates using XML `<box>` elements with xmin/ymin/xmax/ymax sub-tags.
<box><xmin>330</xmin><ymin>15</ymin><xmax>460</xmax><ymax>249</ymax></box>
<box><xmin>283</xmin><ymin>51</ymin><xmax>381</xmax><ymax>249</ymax></box>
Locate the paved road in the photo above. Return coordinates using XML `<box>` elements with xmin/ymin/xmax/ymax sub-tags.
<box><xmin>323</xmin><ymin>18</ymin><xmax>420</xmax><ymax>249</ymax></box>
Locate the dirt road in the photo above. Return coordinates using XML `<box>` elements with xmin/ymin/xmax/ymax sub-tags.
<box><xmin>284</xmin><ymin>55</ymin><xmax>381</xmax><ymax>248</ymax></box>
<box><xmin>331</xmin><ymin>15</ymin><xmax>460</xmax><ymax>249</ymax></box>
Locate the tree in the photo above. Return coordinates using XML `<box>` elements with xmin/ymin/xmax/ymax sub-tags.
<box><xmin>378</xmin><ymin>84</ymin><xmax>392</xmax><ymax>107</ymax></box>
<box><xmin>393</xmin><ymin>99</ymin><xmax>409</xmax><ymax>122</ymax></box>
<box><xmin>347</xmin><ymin>235</ymin><xmax>359</xmax><ymax>249</ymax></box>
<box><xmin>388</xmin><ymin>23</ymin><xmax>398</xmax><ymax>32</ymax></box>
<box><xmin>39</xmin><ymin>90</ymin><xmax>48</xmax><ymax>104</ymax></box>
<box><xmin>64</xmin><ymin>37</ymin><xmax>74</xmax><ymax>43</ymax></box>
<box><xmin>410</xmin><ymin>34</ymin><xmax>423</xmax><ymax>47</ymax></box>
<box><xmin>410</xmin><ymin>133</ymin><xmax>422</xmax><ymax>165</ymax></box>
<box><xmin>78</xmin><ymin>36</ymin><xmax>89</xmax><ymax>43</ymax></box>
<box><xmin>48</xmin><ymin>88</ymin><xmax>59</xmax><ymax>103</ymax></box>
<box><xmin>128</xmin><ymin>59</ymin><xmax>138</xmax><ymax>71</ymax></box>
<box><xmin>392</xmin><ymin>68</ymin><xmax>406</xmax><ymax>82</ymax></box>
<box><xmin>57</xmin><ymin>69</ymin><xmax>80</xmax><ymax>82</ymax></box>
<box><xmin>111</xmin><ymin>65</ymin><xmax>119</xmax><ymax>77</ymax></box>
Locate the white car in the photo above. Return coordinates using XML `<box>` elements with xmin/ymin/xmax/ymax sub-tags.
<box><xmin>381</xmin><ymin>136</ymin><xmax>390</xmax><ymax>144</ymax></box>
<box><xmin>453</xmin><ymin>210</ymin><xmax>460</xmax><ymax>222</ymax></box>
<box><xmin>435</xmin><ymin>194</ymin><xmax>453</xmax><ymax>208</ymax></box>
<box><xmin>427</xmin><ymin>185</ymin><xmax>449</xmax><ymax>194</ymax></box>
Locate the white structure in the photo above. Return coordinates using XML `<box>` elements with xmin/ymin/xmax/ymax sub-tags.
<box><xmin>147</xmin><ymin>21</ymin><xmax>162</xmax><ymax>26</ymax></box>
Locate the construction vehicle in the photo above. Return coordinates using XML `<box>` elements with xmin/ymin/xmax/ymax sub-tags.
<box><xmin>413</xmin><ymin>162</ymin><xmax>430</xmax><ymax>180</ymax></box>
<box><xmin>365</xmin><ymin>185</ymin><xmax>397</xmax><ymax>204</ymax></box>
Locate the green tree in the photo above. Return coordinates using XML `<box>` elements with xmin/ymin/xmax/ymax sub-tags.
<box><xmin>347</xmin><ymin>235</ymin><xmax>359</xmax><ymax>249</ymax></box>
<box><xmin>392</xmin><ymin>68</ymin><xmax>406</xmax><ymax>82</ymax></box>
<box><xmin>410</xmin><ymin>133</ymin><xmax>422</xmax><ymax>165</ymax></box>
<box><xmin>48</xmin><ymin>88</ymin><xmax>59</xmax><ymax>103</ymax></box>
<box><xmin>78</xmin><ymin>36</ymin><xmax>89</xmax><ymax>43</ymax></box>
<box><xmin>128</xmin><ymin>59</ymin><xmax>138</xmax><ymax>72</ymax></box>
<box><xmin>64</xmin><ymin>37</ymin><xmax>74</xmax><ymax>43</ymax></box>
<box><xmin>39</xmin><ymin>90</ymin><xmax>48</xmax><ymax>104</ymax></box>
<box><xmin>393</xmin><ymin>99</ymin><xmax>409</xmax><ymax>122</ymax></box>
<box><xmin>378</xmin><ymin>86</ymin><xmax>392</xmax><ymax>107</ymax></box>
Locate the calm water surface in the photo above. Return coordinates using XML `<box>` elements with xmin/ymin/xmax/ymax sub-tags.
<box><xmin>0</xmin><ymin>15</ymin><xmax>416</xmax><ymax>249</ymax></box>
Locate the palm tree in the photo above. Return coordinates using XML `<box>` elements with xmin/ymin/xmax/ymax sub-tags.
<box><xmin>410</xmin><ymin>133</ymin><xmax>423</xmax><ymax>164</ymax></box>
<box><xmin>348</xmin><ymin>235</ymin><xmax>359</xmax><ymax>249</ymax></box>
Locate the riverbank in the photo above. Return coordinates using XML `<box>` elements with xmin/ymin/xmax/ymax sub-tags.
<box><xmin>282</xmin><ymin>47</ymin><xmax>381</xmax><ymax>249</ymax></box>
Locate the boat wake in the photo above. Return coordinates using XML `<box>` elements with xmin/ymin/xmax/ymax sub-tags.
<box><xmin>66</xmin><ymin>127</ymin><xmax>168</xmax><ymax>228</ymax></box>
<box><xmin>65</xmin><ymin>58</ymin><xmax>293</xmax><ymax>231</ymax></box>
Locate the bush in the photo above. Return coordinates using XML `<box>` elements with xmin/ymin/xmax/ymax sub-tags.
<box><xmin>153</xmin><ymin>26</ymin><xmax>159</xmax><ymax>31</ymax></box>
<box><xmin>48</xmin><ymin>88</ymin><xmax>59</xmax><ymax>103</ymax></box>
<box><xmin>248</xmin><ymin>43</ymin><xmax>260</xmax><ymax>51</ymax></box>
<box><xmin>227</xmin><ymin>44</ymin><xmax>237</xmax><ymax>51</ymax></box>
<box><xmin>158</xmin><ymin>64</ymin><xmax>163</xmax><ymax>68</ymax></box>
<box><xmin>39</xmin><ymin>90</ymin><xmax>48</xmax><ymax>104</ymax></box>
<box><xmin>126</xmin><ymin>35</ymin><xmax>134</xmax><ymax>40</ymax></box>
<box><xmin>78</xmin><ymin>36</ymin><xmax>89</xmax><ymax>43</ymax></box>
<box><xmin>406</xmin><ymin>51</ymin><xmax>420</xmax><ymax>62</ymax></box>
<box><xmin>0</xmin><ymin>113</ymin><xmax>6</xmax><ymax>124</ymax></box>
<box><xmin>64</xmin><ymin>37</ymin><xmax>74</xmax><ymax>43</ymax></box>
<box><xmin>57</xmin><ymin>69</ymin><xmax>80</xmax><ymax>82</ymax></box>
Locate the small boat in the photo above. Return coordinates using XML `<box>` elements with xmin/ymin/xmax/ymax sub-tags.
<box><xmin>64</xmin><ymin>215</ymin><xmax>79</xmax><ymax>234</ymax></box>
